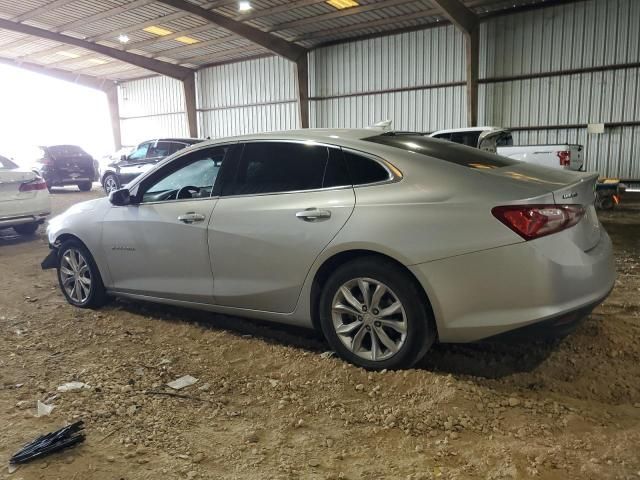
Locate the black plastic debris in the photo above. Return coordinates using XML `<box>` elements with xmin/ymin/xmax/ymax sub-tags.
<box><xmin>9</xmin><ymin>421</ymin><xmax>85</xmax><ymax>465</ymax></box>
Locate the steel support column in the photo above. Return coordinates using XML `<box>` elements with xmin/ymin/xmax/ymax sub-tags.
<box><xmin>182</xmin><ymin>72</ymin><xmax>198</xmax><ymax>137</ymax></box>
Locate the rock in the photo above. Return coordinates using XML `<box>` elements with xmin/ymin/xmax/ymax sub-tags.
<box><xmin>192</xmin><ymin>452</ymin><xmax>206</xmax><ymax>463</ymax></box>
<box><xmin>508</xmin><ymin>397</ymin><xmax>521</xmax><ymax>407</ymax></box>
<box><xmin>198</xmin><ymin>383</ymin><xmax>211</xmax><ymax>392</ymax></box>
<box><xmin>295</xmin><ymin>419</ymin><xmax>304</xmax><ymax>428</ymax></box>
<box><xmin>308</xmin><ymin>459</ymin><xmax>320</xmax><ymax>467</ymax></box>
<box><xmin>245</xmin><ymin>432</ymin><xmax>259</xmax><ymax>443</ymax></box>
<box><xmin>450</xmin><ymin>432</ymin><xmax>459</xmax><ymax>440</ymax></box>
<box><xmin>107</xmin><ymin>456</ymin><xmax>115</xmax><ymax>463</ymax></box>
<box><xmin>355</xmin><ymin>384</ymin><xmax>364</xmax><ymax>392</ymax></box>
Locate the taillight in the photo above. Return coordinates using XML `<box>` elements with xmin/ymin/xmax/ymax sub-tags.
<box><xmin>19</xmin><ymin>178</ymin><xmax>48</xmax><ymax>192</ymax></box>
<box><xmin>557</xmin><ymin>150</ymin><xmax>571</xmax><ymax>167</ymax></box>
<box><xmin>492</xmin><ymin>204</ymin><xmax>585</xmax><ymax>240</ymax></box>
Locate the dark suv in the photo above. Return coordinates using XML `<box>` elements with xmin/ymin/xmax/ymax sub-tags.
<box><xmin>100</xmin><ymin>138</ymin><xmax>204</xmax><ymax>194</ymax></box>
<box><xmin>33</xmin><ymin>145</ymin><xmax>98</xmax><ymax>192</ymax></box>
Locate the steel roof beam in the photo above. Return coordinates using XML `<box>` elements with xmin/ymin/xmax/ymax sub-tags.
<box><xmin>155</xmin><ymin>0</ymin><xmax>307</xmax><ymax>62</ymax></box>
<box><xmin>0</xmin><ymin>18</ymin><xmax>193</xmax><ymax>80</ymax></box>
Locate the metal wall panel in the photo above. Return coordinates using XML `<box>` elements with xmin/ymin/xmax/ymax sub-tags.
<box><xmin>118</xmin><ymin>76</ymin><xmax>188</xmax><ymax>145</ymax></box>
<box><xmin>196</xmin><ymin>55</ymin><xmax>300</xmax><ymax>138</ymax></box>
<box><xmin>120</xmin><ymin>113</ymin><xmax>189</xmax><ymax>147</ymax></box>
<box><xmin>198</xmin><ymin>103</ymin><xmax>300</xmax><ymax>138</ymax></box>
<box><xmin>480</xmin><ymin>0</ymin><xmax>640</xmax><ymax>78</ymax></box>
<box><xmin>308</xmin><ymin>25</ymin><xmax>466</xmax><ymax>130</ymax></box>
<box><xmin>118</xmin><ymin>76</ymin><xmax>185</xmax><ymax>117</ymax></box>
<box><xmin>480</xmin><ymin>0</ymin><xmax>640</xmax><ymax>178</ymax></box>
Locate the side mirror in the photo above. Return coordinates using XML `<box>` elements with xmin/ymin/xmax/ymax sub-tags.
<box><xmin>109</xmin><ymin>188</ymin><xmax>132</xmax><ymax>206</ymax></box>
<box><xmin>120</xmin><ymin>154</ymin><xmax>128</xmax><ymax>162</ymax></box>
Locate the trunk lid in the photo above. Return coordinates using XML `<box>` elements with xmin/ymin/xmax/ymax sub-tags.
<box><xmin>486</xmin><ymin>163</ymin><xmax>601</xmax><ymax>251</ymax></box>
<box><xmin>0</xmin><ymin>169</ymin><xmax>38</xmax><ymax>202</ymax></box>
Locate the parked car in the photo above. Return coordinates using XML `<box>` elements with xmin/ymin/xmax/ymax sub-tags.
<box><xmin>100</xmin><ymin>138</ymin><xmax>204</xmax><ymax>194</ymax></box>
<box><xmin>42</xmin><ymin>130</ymin><xmax>614</xmax><ymax>370</ymax></box>
<box><xmin>430</xmin><ymin>127</ymin><xmax>584</xmax><ymax>171</ymax></box>
<box><xmin>32</xmin><ymin>145</ymin><xmax>97</xmax><ymax>192</ymax></box>
<box><xmin>0</xmin><ymin>155</ymin><xmax>50</xmax><ymax>235</ymax></box>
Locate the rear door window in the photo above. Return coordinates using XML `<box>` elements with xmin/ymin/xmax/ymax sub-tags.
<box><xmin>226</xmin><ymin>142</ymin><xmax>348</xmax><ymax>196</ymax></box>
<box><xmin>147</xmin><ymin>142</ymin><xmax>172</xmax><ymax>159</ymax></box>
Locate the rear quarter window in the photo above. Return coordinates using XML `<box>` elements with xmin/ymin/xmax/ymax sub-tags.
<box><xmin>343</xmin><ymin>151</ymin><xmax>391</xmax><ymax>185</ymax></box>
<box><xmin>365</xmin><ymin>134</ymin><xmax>518</xmax><ymax>170</ymax></box>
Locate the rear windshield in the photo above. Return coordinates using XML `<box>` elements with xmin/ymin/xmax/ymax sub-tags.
<box><xmin>364</xmin><ymin>134</ymin><xmax>519</xmax><ymax>170</ymax></box>
<box><xmin>0</xmin><ymin>155</ymin><xmax>18</xmax><ymax>169</ymax></box>
<box><xmin>48</xmin><ymin>145</ymin><xmax>87</xmax><ymax>157</ymax></box>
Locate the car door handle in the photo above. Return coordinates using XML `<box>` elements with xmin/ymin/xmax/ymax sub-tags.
<box><xmin>296</xmin><ymin>208</ymin><xmax>331</xmax><ymax>221</ymax></box>
<box><xmin>177</xmin><ymin>212</ymin><xmax>205</xmax><ymax>224</ymax></box>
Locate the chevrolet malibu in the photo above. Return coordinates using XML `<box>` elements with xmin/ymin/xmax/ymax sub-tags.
<box><xmin>42</xmin><ymin>129</ymin><xmax>615</xmax><ymax>369</ymax></box>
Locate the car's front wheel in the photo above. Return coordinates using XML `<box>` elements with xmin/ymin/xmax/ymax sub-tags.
<box><xmin>56</xmin><ymin>240</ymin><xmax>107</xmax><ymax>309</ymax></box>
<box><xmin>102</xmin><ymin>173</ymin><xmax>120</xmax><ymax>194</ymax></box>
<box><xmin>319</xmin><ymin>257</ymin><xmax>435</xmax><ymax>370</ymax></box>
<box><xmin>78</xmin><ymin>181</ymin><xmax>92</xmax><ymax>192</ymax></box>
<box><xmin>13</xmin><ymin>222</ymin><xmax>39</xmax><ymax>235</ymax></box>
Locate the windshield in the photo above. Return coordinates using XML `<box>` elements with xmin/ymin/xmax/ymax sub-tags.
<box><xmin>48</xmin><ymin>145</ymin><xmax>88</xmax><ymax>157</ymax></box>
<box><xmin>365</xmin><ymin>134</ymin><xmax>519</xmax><ymax>170</ymax></box>
<box><xmin>0</xmin><ymin>155</ymin><xmax>18</xmax><ymax>169</ymax></box>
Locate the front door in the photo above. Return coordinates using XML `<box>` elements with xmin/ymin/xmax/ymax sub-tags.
<box><xmin>209</xmin><ymin>141</ymin><xmax>355</xmax><ymax>313</ymax></box>
<box><xmin>102</xmin><ymin>145</ymin><xmax>230</xmax><ymax>303</ymax></box>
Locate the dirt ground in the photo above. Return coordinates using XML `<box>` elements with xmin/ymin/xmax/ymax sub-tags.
<box><xmin>1</xmin><ymin>186</ymin><xmax>639</xmax><ymax>480</ymax></box>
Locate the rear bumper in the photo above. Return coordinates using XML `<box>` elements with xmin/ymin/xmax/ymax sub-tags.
<box><xmin>0</xmin><ymin>212</ymin><xmax>50</xmax><ymax>229</ymax></box>
<box><xmin>409</xmin><ymin>228</ymin><xmax>616</xmax><ymax>343</ymax></box>
<box><xmin>43</xmin><ymin>170</ymin><xmax>95</xmax><ymax>186</ymax></box>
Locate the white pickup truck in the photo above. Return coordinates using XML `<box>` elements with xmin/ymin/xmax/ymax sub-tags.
<box><xmin>429</xmin><ymin>127</ymin><xmax>584</xmax><ymax>171</ymax></box>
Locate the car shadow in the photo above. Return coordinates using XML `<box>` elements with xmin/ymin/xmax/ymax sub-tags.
<box><xmin>0</xmin><ymin>230</ymin><xmax>44</xmax><ymax>246</ymax></box>
<box><xmin>109</xmin><ymin>297</ymin><xmax>328</xmax><ymax>352</ymax></box>
<box><xmin>109</xmin><ymin>297</ymin><xmax>559</xmax><ymax>379</ymax></box>
<box><xmin>416</xmin><ymin>338</ymin><xmax>560</xmax><ymax>379</ymax></box>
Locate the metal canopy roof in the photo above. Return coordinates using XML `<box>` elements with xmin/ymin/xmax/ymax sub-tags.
<box><xmin>0</xmin><ymin>0</ymin><xmax>552</xmax><ymax>82</ymax></box>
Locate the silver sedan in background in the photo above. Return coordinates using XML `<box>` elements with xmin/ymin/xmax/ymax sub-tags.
<box><xmin>42</xmin><ymin>129</ymin><xmax>615</xmax><ymax>369</ymax></box>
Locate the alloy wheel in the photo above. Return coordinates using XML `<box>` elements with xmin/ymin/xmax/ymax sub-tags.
<box><xmin>104</xmin><ymin>176</ymin><xmax>118</xmax><ymax>193</ymax></box>
<box><xmin>60</xmin><ymin>248</ymin><xmax>92</xmax><ymax>304</ymax></box>
<box><xmin>331</xmin><ymin>277</ymin><xmax>407</xmax><ymax>361</ymax></box>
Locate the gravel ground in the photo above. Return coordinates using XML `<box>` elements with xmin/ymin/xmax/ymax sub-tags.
<box><xmin>1</xmin><ymin>186</ymin><xmax>639</xmax><ymax>480</ymax></box>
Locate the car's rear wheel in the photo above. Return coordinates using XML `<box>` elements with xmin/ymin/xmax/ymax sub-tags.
<box><xmin>13</xmin><ymin>222</ymin><xmax>39</xmax><ymax>235</ymax></box>
<box><xmin>319</xmin><ymin>257</ymin><xmax>435</xmax><ymax>370</ymax></box>
<box><xmin>102</xmin><ymin>174</ymin><xmax>120</xmax><ymax>194</ymax></box>
<box><xmin>78</xmin><ymin>181</ymin><xmax>92</xmax><ymax>192</ymax></box>
<box><xmin>57</xmin><ymin>240</ymin><xmax>107</xmax><ymax>309</ymax></box>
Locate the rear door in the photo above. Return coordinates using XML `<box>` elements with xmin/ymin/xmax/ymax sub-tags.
<box><xmin>208</xmin><ymin>141</ymin><xmax>355</xmax><ymax>313</ymax></box>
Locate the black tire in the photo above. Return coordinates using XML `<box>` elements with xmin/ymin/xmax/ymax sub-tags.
<box><xmin>319</xmin><ymin>256</ymin><xmax>436</xmax><ymax>370</ymax></box>
<box><xmin>102</xmin><ymin>173</ymin><xmax>120</xmax><ymax>195</ymax></box>
<box><xmin>78</xmin><ymin>181</ymin><xmax>92</xmax><ymax>192</ymax></box>
<box><xmin>13</xmin><ymin>222</ymin><xmax>39</xmax><ymax>235</ymax></box>
<box><xmin>56</xmin><ymin>239</ymin><xmax>107</xmax><ymax>309</ymax></box>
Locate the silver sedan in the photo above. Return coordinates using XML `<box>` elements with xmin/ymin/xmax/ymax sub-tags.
<box><xmin>42</xmin><ymin>129</ymin><xmax>615</xmax><ymax>369</ymax></box>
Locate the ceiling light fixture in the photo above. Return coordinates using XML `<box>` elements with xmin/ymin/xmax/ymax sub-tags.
<box><xmin>118</xmin><ymin>34</ymin><xmax>130</xmax><ymax>44</ymax></box>
<box><xmin>143</xmin><ymin>25</ymin><xmax>173</xmax><ymax>36</ymax></box>
<box><xmin>175</xmin><ymin>36</ymin><xmax>200</xmax><ymax>44</ymax></box>
<box><xmin>326</xmin><ymin>0</ymin><xmax>358</xmax><ymax>9</ymax></box>
<box><xmin>238</xmin><ymin>1</ymin><xmax>252</xmax><ymax>12</ymax></box>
